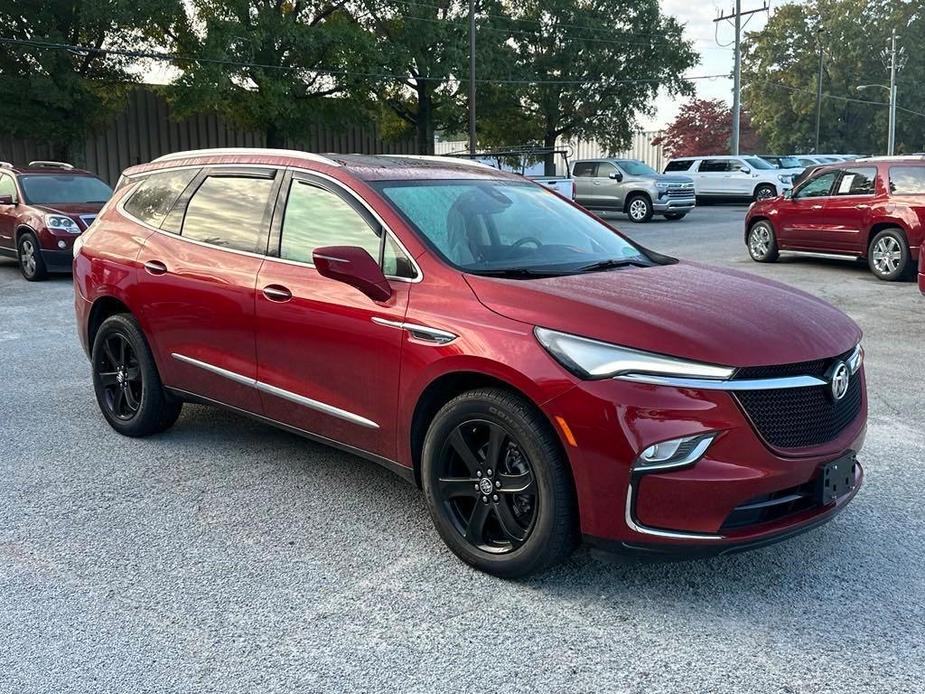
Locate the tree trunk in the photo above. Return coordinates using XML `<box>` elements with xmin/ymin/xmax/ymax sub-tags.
<box><xmin>416</xmin><ymin>84</ymin><xmax>435</xmax><ymax>155</ymax></box>
<box><xmin>266</xmin><ymin>122</ymin><xmax>286</xmax><ymax>149</ymax></box>
<box><xmin>543</xmin><ymin>131</ymin><xmax>558</xmax><ymax>176</ymax></box>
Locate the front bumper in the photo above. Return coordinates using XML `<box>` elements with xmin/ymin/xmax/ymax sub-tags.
<box><xmin>40</xmin><ymin>248</ymin><xmax>75</xmax><ymax>272</ymax></box>
<box><xmin>541</xmin><ymin>371</ymin><xmax>867</xmax><ymax>551</ymax></box>
<box><xmin>653</xmin><ymin>196</ymin><xmax>696</xmax><ymax>212</ymax></box>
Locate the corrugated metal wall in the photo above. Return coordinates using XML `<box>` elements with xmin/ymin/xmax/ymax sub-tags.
<box><xmin>435</xmin><ymin>131</ymin><xmax>665</xmax><ymax>174</ymax></box>
<box><xmin>0</xmin><ymin>88</ymin><xmax>417</xmax><ymax>184</ymax></box>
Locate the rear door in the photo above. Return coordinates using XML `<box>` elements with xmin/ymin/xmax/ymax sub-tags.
<box><xmin>571</xmin><ymin>161</ymin><xmax>598</xmax><ymax>207</ymax></box>
<box><xmin>776</xmin><ymin>169</ymin><xmax>839</xmax><ymax>249</ymax></box>
<box><xmin>135</xmin><ymin>166</ymin><xmax>281</xmax><ymax>412</ymax></box>
<box><xmin>254</xmin><ymin>171</ymin><xmax>415</xmax><ymax>460</ymax></box>
<box><xmin>820</xmin><ymin>166</ymin><xmax>879</xmax><ymax>253</ymax></box>
<box><xmin>694</xmin><ymin>159</ymin><xmax>730</xmax><ymax>195</ymax></box>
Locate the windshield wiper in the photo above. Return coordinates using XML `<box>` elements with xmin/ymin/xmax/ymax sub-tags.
<box><xmin>577</xmin><ymin>258</ymin><xmax>648</xmax><ymax>273</ymax></box>
<box><xmin>472</xmin><ymin>268</ymin><xmax>569</xmax><ymax>279</ymax></box>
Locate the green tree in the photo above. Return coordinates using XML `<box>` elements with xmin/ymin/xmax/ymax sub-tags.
<box><xmin>742</xmin><ymin>0</ymin><xmax>925</xmax><ymax>154</ymax></box>
<box><xmin>165</xmin><ymin>1</ymin><xmax>376</xmax><ymax>148</ymax></box>
<box><xmin>482</xmin><ymin>0</ymin><xmax>698</xmax><ymax>174</ymax></box>
<box><xmin>0</xmin><ymin>0</ymin><xmax>183</xmax><ymax>160</ymax></box>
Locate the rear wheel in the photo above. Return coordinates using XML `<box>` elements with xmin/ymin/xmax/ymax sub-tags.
<box><xmin>626</xmin><ymin>194</ymin><xmax>653</xmax><ymax>223</ymax></box>
<box><xmin>754</xmin><ymin>184</ymin><xmax>777</xmax><ymax>201</ymax></box>
<box><xmin>17</xmin><ymin>232</ymin><xmax>47</xmax><ymax>281</ymax></box>
<box><xmin>869</xmin><ymin>228</ymin><xmax>913</xmax><ymax>281</ymax></box>
<box><xmin>92</xmin><ymin>313</ymin><xmax>182</xmax><ymax>437</ymax></box>
<box><xmin>663</xmin><ymin>212</ymin><xmax>687</xmax><ymax>221</ymax></box>
<box><xmin>422</xmin><ymin>388</ymin><xmax>577</xmax><ymax>578</ymax></box>
<box><xmin>747</xmin><ymin>220</ymin><xmax>779</xmax><ymax>262</ymax></box>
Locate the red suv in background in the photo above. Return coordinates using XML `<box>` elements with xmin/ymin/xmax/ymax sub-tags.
<box><xmin>74</xmin><ymin>148</ymin><xmax>866</xmax><ymax>577</ymax></box>
<box><xmin>0</xmin><ymin>161</ymin><xmax>112</xmax><ymax>281</ymax></box>
<box><xmin>745</xmin><ymin>157</ymin><xmax>925</xmax><ymax>281</ymax></box>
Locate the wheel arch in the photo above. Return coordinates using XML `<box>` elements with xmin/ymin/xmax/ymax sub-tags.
<box><xmin>408</xmin><ymin>370</ymin><xmax>572</xmax><ymax>491</ymax></box>
<box><xmin>87</xmin><ymin>295</ymin><xmax>133</xmax><ymax>352</ymax></box>
<box><xmin>866</xmin><ymin>222</ymin><xmax>909</xmax><ymax>255</ymax></box>
<box><xmin>753</xmin><ymin>182</ymin><xmax>777</xmax><ymax>199</ymax></box>
<box><xmin>745</xmin><ymin>215</ymin><xmax>773</xmax><ymax>242</ymax></box>
<box><xmin>622</xmin><ymin>190</ymin><xmax>652</xmax><ymax>213</ymax></box>
<box><xmin>14</xmin><ymin>223</ymin><xmax>38</xmax><ymax>244</ymax></box>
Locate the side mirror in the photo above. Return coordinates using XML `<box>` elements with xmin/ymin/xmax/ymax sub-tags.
<box><xmin>0</xmin><ymin>194</ymin><xmax>14</xmax><ymax>205</ymax></box>
<box><xmin>608</xmin><ymin>171</ymin><xmax>623</xmax><ymax>182</ymax></box>
<box><xmin>312</xmin><ymin>245</ymin><xmax>392</xmax><ymax>303</ymax></box>
<box><xmin>739</xmin><ymin>167</ymin><xmax>751</xmax><ymax>174</ymax></box>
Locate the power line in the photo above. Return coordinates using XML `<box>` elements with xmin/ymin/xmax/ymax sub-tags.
<box><xmin>749</xmin><ymin>79</ymin><xmax>925</xmax><ymax>119</ymax></box>
<box><xmin>0</xmin><ymin>37</ymin><xmax>728</xmax><ymax>86</ymax></box>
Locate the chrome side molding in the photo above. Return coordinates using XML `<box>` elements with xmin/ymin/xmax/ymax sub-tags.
<box><xmin>371</xmin><ymin>317</ymin><xmax>457</xmax><ymax>345</ymax></box>
<box><xmin>171</xmin><ymin>353</ymin><xmax>379</xmax><ymax>429</ymax></box>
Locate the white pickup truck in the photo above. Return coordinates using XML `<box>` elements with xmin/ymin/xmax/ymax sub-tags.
<box><xmin>446</xmin><ymin>148</ymin><xmax>576</xmax><ymax>199</ymax></box>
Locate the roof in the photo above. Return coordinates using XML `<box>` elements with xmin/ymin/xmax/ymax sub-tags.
<box><xmin>856</xmin><ymin>155</ymin><xmax>925</xmax><ymax>163</ymax></box>
<box><xmin>0</xmin><ymin>164</ymin><xmax>96</xmax><ymax>176</ymax></box>
<box><xmin>668</xmin><ymin>154</ymin><xmax>764</xmax><ymax>160</ymax></box>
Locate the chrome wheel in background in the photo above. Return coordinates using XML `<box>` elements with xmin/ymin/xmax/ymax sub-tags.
<box><xmin>747</xmin><ymin>221</ymin><xmax>779</xmax><ymax>262</ymax></box>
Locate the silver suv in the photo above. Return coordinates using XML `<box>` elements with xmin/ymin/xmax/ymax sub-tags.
<box><xmin>571</xmin><ymin>159</ymin><xmax>696</xmax><ymax>223</ymax></box>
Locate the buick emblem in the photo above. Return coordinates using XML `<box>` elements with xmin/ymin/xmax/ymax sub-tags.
<box><xmin>828</xmin><ymin>361</ymin><xmax>851</xmax><ymax>402</ymax></box>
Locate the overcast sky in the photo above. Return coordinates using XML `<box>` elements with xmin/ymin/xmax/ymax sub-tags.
<box><xmin>642</xmin><ymin>0</ymin><xmax>798</xmax><ymax>130</ymax></box>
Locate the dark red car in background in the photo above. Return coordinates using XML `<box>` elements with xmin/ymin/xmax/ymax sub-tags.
<box><xmin>745</xmin><ymin>156</ymin><xmax>925</xmax><ymax>281</ymax></box>
<box><xmin>0</xmin><ymin>161</ymin><xmax>112</xmax><ymax>280</ymax></box>
<box><xmin>74</xmin><ymin>148</ymin><xmax>866</xmax><ymax>577</ymax></box>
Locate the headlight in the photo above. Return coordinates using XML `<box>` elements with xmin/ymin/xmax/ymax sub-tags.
<box><xmin>777</xmin><ymin>174</ymin><xmax>791</xmax><ymax>184</ymax></box>
<box><xmin>45</xmin><ymin>214</ymin><xmax>81</xmax><ymax>234</ymax></box>
<box><xmin>534</xmin><ymin>328</ymin><xmax>735</xmax><ymax>381</ymax></box>
<box><xmin>634</xmin><ymin>433</ymin><xmax>716</xmax><ymax>472</ymax></box>
<box><xmin>655</xmin><ymin>182</ymin><xmax>670</xmax><ymax>191</ymax></box>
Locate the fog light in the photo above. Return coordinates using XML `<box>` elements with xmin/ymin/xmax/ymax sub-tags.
<box><xmin>57</xmin><ymin>240</ymin><xmax>66</xmax><ymax>249</ymax></box>
<box><xmin>634</xmin><ymin>433</ymin><xmax>716</xmax><ymax>472</ymax></box>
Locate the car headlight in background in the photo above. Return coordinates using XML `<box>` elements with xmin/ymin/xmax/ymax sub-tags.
<box><xmin>534</xmin><ymin>327</ymin><xmax>735</xmax><ymax>381</ymax></box>
<box><xmin>634</xmin><ymin>433</ymin><xmax>716</xmax><ymax>472</ymax></box>
<box><xmin>45</xmin><ymin>214</ymin><xmax>81</xmax><ymax>234</ymax></box>
<box><xmin>655</xmin><ymin>182</ymin><xmax>670</xmax><ymax>191</ymax></box>
<box><xmin>778</xmin><ymin>174</ymin><xmax>792</xmax><ymax>184</ymax></box>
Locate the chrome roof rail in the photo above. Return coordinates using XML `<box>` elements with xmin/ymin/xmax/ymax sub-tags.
<box><xmin>382</xmin><ymin>154</ymin><xmax>496</xmax><ymax>170</ymax></box>
<box><xmin>152</xmin><ymin>148</ymin><xmax>341</xmax><ymax>167</ymax></box>
<box><xmin>28</xmin><ymin>160</ymin><xmax>74</xmax><ymax>169</ymax></box>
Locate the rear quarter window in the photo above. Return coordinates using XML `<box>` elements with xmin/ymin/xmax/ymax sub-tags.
<box><xmin>889</xmin><ymin>166</ymin><xmax>925</xmax><ymax>195</ymax></box>
<box><xmin>123</xmin><ymin>169</ymin><xmax>199</xmax><ymax>228</ymax></box>
<box><xmin>664</xmin><ymin>160</ymin><xmax>693</xmax><ymax>172</ymax></box>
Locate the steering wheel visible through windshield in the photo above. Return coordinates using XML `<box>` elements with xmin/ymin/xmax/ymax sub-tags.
<box><xmin>372</xmin><ymin>179</ymin><xmax>649</xmax><ymax>277</ymax></box>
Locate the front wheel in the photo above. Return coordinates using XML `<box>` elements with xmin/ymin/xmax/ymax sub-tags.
<box><xmin>92</xmin><ymin>313</ymin><xmax>182</xmax><ymax>437</ymax></box>
<box><xmin>626</xmin><ymin>195</ymin><xmax>654</xmax><ymax>223</ymax></box>
<box><xmin>18</xmin><ymin>232</ymin><xmax>48</xmax><ymax>281</ymax></box>
<box><xmin>422</xmin><ymin>388</ymin><xmax>577</xmax><ymax>578</ymax></box>
<box><xmin>754</xmin><ymin>184</ymin><xmax>777</xmax><ymax>201</ymax></box>
<box><xmin>869</xmin><ymin>228</ymin><xmax>913</xmax><ymax>281</ymax></box>
<box><xmin>747</xmin><ymin>220</ymin><xmax>779</xmax><ymax>262</ymax></box>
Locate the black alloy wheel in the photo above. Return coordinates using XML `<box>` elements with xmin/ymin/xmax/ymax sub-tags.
<box><xmin>96</xmin><ymin>332</ymin><xmax>143</xmax><ymax>421</ymax></box>
<box><xmin>435</xmin><ymin>419</ymin><xmax>538</xmax><ymax>553</ymax></box>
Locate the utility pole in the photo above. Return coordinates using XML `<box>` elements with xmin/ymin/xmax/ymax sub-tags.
<box><xmin>887</xmin><ymin>30</ymin><xmax>899</xmax><ymax>156</ymax></box>
<box><xmin>715</xmin><ymin>1</ymin><xmax>769</xmax><ymax>156</ymax></box>
<box><xmin>468</xmin><ymin>0</ymin><xmax>477</xmax><ymax>155</ymax></box>
<box><xmin>814</xmin><ymin>29</ymin><xmax>824</xmax><ymax>154</ymax></box>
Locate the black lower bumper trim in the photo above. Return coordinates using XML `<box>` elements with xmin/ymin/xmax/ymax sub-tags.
<box><xmin>40</xmin><ymin>248</ymin><xmax>74</xmax><ymax>272</ymax></box>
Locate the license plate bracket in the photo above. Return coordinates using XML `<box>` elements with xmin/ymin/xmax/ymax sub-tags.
<box><xmin>817</xmin><ymin>452</ymin><xmax>857</xmax><ymax>505</ymax></box>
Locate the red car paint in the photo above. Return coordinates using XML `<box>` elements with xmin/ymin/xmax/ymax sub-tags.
<box><xmin>746</xmin><ymin>157</ymin><xmax>924</xmax><ymax>275</ymax></box>
<box><xmin>74</xmin><ymin>149</ymin><xmax>866</xmax><ymax>555</ymax></box>
<box><xmin>0</xmin><ymin>163</ymin><xmax>111</xmax><ymax>275</ymax></box>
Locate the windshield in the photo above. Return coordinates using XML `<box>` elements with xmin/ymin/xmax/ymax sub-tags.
<box><xmin>743</xmin><ymin>157</ymin><xmax>775</xmax><ymax>170</ymax></box>
<box><xmin>20</xmin><ymin>175</ymin><xmax>112</xmax><ymax>205</ymax></box>
<box><xmin>618</xmin><ymin>160</ymin><xmax>658</xmax><ymax>176</ymax></box>
<box><xmin>373</xmin><ymin>180</ymin><xmax>648</xmax><ymax>276</ymax></box>
<box><xmin>776</xmin><ymin>157</ymin><xmax>803</xmax><ymax>169</ymax></box>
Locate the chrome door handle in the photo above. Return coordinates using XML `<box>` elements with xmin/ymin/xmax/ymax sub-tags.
<box><xmin>262</xmin><ymin>285</ymin><xmax>292</xmax><ymax>302</ymax></box>
<box><xmin>143</xmin><ymin>260</ymin><xmax>168</xmax><ymax>275</ymax></box>
<box><xmin>855</xmin><ymin>204</ymin><xmax>870</xmax><ymax>210</ymax></box>
<box><xmin>811</xmin><ymin>204</ymin><xmax>823</xmax><ymax>210</ymax></box>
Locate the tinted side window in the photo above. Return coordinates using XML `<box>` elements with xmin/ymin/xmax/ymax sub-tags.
<box><xmin>280</xmin><ymin>181</ymin><xmax>381</xmax><ymax>264</ymax></box>
<box><xmin>597</xmin><ymin>162</ymin><xmax>618</xmax><ymax>177</ymax></box>
<box><xmin>182</xmin><ymin>175</ymin><xmax>274</xmax><ymax>252</ymax></box>
<box><xmin>836</xmin><ymin>168</ymin><xmax>877</xmax><ymax>196</ymax></box>
<box><xmin>665</xmin><ymin>160</ymin><xmax>693</xmax><ymax>172</ymax></box>
<box><xmin>889</xmin><ymin>166</ymin><xmax>925</xmax><ymax>194</ymax></box>
<box><xmin>795</xmin><ymin>171</ymin><xmax>838</xmax><ymax>198</ymax></box>
<box><xmin>699</xmin><ymin>159</ymin><xmax>730</xmax><ymax>173</ymax></box>
<box><xmin>124</xmin><ymin>169</ymin><xmax>198</xmax><ymax>228</ymax></box>
<box><xmin>572</xmin><ymin>162</ymin><xmax>597</xmax><ymax>177</ymax></box>
<box><xmin>0</xmin><ymin>174</ymin><xmax>16</xmax><ymax>200</ymax></box>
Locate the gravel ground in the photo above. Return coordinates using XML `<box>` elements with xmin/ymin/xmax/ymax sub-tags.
<box><xmin>1</xmin><ymin>205</ymin><xmax>923</xmax><ymax>693</ymax></box>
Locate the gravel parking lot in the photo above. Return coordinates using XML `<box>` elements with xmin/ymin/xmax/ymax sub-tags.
<box><xmin>1</xmin><ymin>205</ymin><xmax>923</xmax><ymax>693</ymax></box>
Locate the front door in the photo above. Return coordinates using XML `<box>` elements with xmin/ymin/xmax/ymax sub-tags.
<box><xmin>0</xmin><ymin>173</ymin><xmax>19</xmax><ymax>252</ymax></box>
<box><xmin>135</xmin><ymin>166</ymin><xmax>281</xmax><ymax>412</ymax></box>
<box><xmin>777</xmin><ymin>170</ymin><xmax>839</xmax><ymax>249</ymax></box>
<box><xmin>254</xmin><ymin>172</ymin><xmax>416</xmax><ymax>460</ymax></box>
<box><xmin>594</xmin><ymin>161</ymin><xmax>625</xmax><ymax>209</ymax></box>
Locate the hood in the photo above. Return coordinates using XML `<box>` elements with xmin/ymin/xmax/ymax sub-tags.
<box><xmin>464</xmin><ymin>261</ymin><xmax>861</xmax><ymax>368</ymax></box>
<box><xmin>35</xmin><ymin>202</ymin><xmax>106</xmax><ymax>215</ymax></box>
<box><xmin>653</xmin><ymin>174</ymin><xmax>695</xmax><ymax>185</ymax></box>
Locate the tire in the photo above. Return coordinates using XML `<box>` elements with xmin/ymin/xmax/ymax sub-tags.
<box><xmin>868</xmin><ymin>228</ymin><xmax>913</xmax><ymax>281</ymax></box>
<box><xmin>754</xmin><ymin>184</ymin><xmax>777</xmax><ymax>202</ymax></box>
<box><xmin>91</xmin><ymin>313</ymin><xmax>182</xmax><ymax>437</ymax></box>
<box><xmin>747</xmin><ymin>220</ymin><xmax>779</xmax><ymax>262</ymax></box>
<box><xmin>663</xmin><ymin>212</ymin><xmax>687</xmax><ymax>221</ymax></box>
<box><xmin>17</xmin><ymin>231</ymin><xmax>47</xmax><ymax>281</ymax></box>
<box><xmin>421</xmin><ymin>388</ymin><xmax>578</xmax><ymax>578</ymax></box>
<box><xmin>625</xmin><ymin>194</ymin><xmax>654</xmax><ymax>223</ymax></box>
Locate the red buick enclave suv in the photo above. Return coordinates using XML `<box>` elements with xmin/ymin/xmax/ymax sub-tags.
<box><xmin>0</xmin><ymin>161</ymin><xmax>112</xmax><ymax>280</ymax></box>
<box><xmin>745</xmin><ymin>157</ymin><xmax>925</xmax><ymax>281</ymax></box>
<box><xmin>74</xmin><ymin>149</ymin><xmax>866</xmax><ymax>577</ymax></box>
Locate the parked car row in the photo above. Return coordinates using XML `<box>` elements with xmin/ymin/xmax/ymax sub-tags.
<box><xmin>745</xmin><ymin>155</ymin><xmax>925</xmax><ymax>285</ymax></box>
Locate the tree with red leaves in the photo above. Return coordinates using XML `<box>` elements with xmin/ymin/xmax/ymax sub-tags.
<box><xmin>653</xmin><ymin>98</ymin><xmax>765</xmax><ymax>158</ymax></box>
